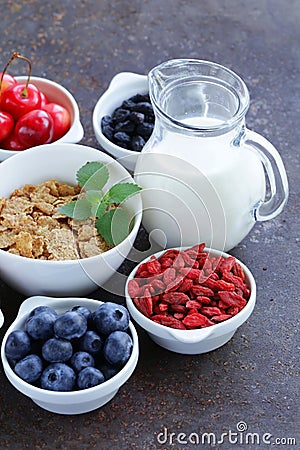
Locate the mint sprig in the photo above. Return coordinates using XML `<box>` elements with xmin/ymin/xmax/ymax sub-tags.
<box><xmin>58</xmin><ymin>161</ymin><xmax>141</xmax><ymax>246</ymax></box>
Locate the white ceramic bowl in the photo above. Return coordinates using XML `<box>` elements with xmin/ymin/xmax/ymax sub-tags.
<box><xmin>0</xmin><ymin>143</ymin><xmax>142</xmax><ymax>296</ymax></box>
<box><xmin>93</xmin><ymin>72</ymin><xmax>149</xmax><ymax>172</ymax></box>
<box><xmin>0</xmin><ymin>309</ymin><xmax>3</xmax><ymax>329</ymax></box>
<box><xmin>0</xmin><ymin>76</ymin><xmax>84</xmax><ymax>161</ymax></box>
<box><xmin>1</xmin><ymin>296</ymin><xmax>139</xmax><ymax>414</ymax></box>
<box><xmin>125</xmin><ymin>247</ymin><xmax>256</xmax><ymax>354</ymax></box>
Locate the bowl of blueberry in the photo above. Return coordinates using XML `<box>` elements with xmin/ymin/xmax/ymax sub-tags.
<box><xmin>92</xmin><ymin>72</ymin><xmax>154</xmax><ymax>172</ymax></box>
<box><xmin>1</xmin><ymin>296</ymin><xmax>139</xmax><ymax>415</ymax></box>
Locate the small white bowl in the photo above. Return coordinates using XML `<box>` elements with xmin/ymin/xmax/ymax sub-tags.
<box><xmin>125</xmin><ymin>247</ymin><xmax>256</xmax><ymax>354</ymax></box>
<box><xmin>1</xmin><ymin>296</ymin><xmax>139</xmax><ymax>415</ymax></box>
<box><xmin>0</xmin><ymin>143</ymin><xmax>142</xmax><ymax>296</ymax></box>
<box><xmin>0</xmin><ymin>309</ymin><xmax>4</xmax><ymax>329</ymax></box>
<box><xmin>0</xmin><ymin>76</ymin><xmax>84</xmax><ymax>162</ymax></box>
<box><xmin>93</xmin><ymin>72</ymin><xmax>149</xmax><ymax>172</ymax></box>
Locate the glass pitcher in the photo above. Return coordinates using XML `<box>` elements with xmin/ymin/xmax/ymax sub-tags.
<box><xmin>134</xmin><ymin>59</ymin><xmax>289</xmax><ymax>251</ymax></box>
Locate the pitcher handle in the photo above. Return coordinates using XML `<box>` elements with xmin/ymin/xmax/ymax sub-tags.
<box><xmin>244</xmin><ymin>130</ymin><xmax>289</xmax><ymax>221</ymax></box>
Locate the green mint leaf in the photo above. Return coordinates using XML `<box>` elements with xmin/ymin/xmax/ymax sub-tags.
<box><xmin>85</xmin><ymin>190</ymin><xmax>102</xmax><ymax>204</ymax></box>
<box><xmin>91</xmin><ymin>200</ymin><xmax>106</xmax><ymax>218</ymax></box>
<box><xmin>76</xmin><ymin>161</ymin><xmax>109</xmax><ymax>191</ymax></box>
<box><xmin>106</xmin><ymin>183</ymin><xmax>142</xmax><ymax>204</ymax></box>
<box><xmin>58</xmin><ymin>199</ymin><xmax>91</xmax><ymax>220</ymax></box>
<box><xmin>96</xmin><ymin>207</ymin><xmax>131</xmax><ymax>246</ymax></box>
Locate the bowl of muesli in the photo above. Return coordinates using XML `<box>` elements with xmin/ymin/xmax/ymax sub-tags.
<box><xmin>0</xmin><ymin>143</ymin><xmax>142</xmax><ymax>296</ymax></box>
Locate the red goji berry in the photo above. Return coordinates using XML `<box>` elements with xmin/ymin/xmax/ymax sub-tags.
<box><xmin>227</xmin><ymin>305</ymin><xmax>240</xmax><ymax>316</ymax></box>
<box><xmin>165</xmin><ymin>276</ymin><xmax>184</xmax><ymax>293</ymax></box>
<box><xmin>196</xmin><ymin>296</ymin><xmax>211</xmax><ymax>305</ymax></box>
<box><xmin>173</xmin><ymin>253</ymin><xmax>185</xmax><ymax>269</ymax></box>
<box><xmin>138</xmin><ymin>270</ymin><xmax>151</xmax><ymax>278</ymax></box>
<box><xmin>133</xmin><ymin>296</ymin><xmax>153</xmax><ymax>318</ymax></box>
<box><xmin>170</xmin><ymin>304</ymin><xmax>186</xmax><ymax>313</ymax></box>
<box><xmin>154</xmin><ymin>302</ymin><xmax>169</xmax><ymax>313</ymax></box>
<box><xmin>146</xmin><ymin>256</ymin><xmax>162</xmax><ymax>274</ymax></box>
<box><xmin>182</xmin><ymin>313</ymin><xmax>212</xmax><ymax>328</ymax></box>
<box><xmin>163</xmin><ymin>267</ymin><xmax>176</xmax><ymax>285</ymax></box>
<box><xmin>218</xmin><ymin>291</ymin><xmax>247</xmax><ymax>309</ymax></box>
<box><xmin>150</xmin><ymin>278</ymin><xmax>166</xmax><ymax>294</ymax></box>
<box><xmin>174</xmin><ymin>313</ymin><xmax>185</xmax><ymax>320</ymax></box>
<box><xmin>201</xmin><ymin>306</ymin><xmax>223</xmax><ymax>317</ymax></box>
<box><xmin>128</xmin><ymin>279</ymin><xmax>141</xmax><ymax>298</ymax></box>
<box><xmin>179</xmin><ymin>267</ymin><xmax>201</xmax><ymax>280</ymax></box>
<box><xmin>161</xmin><ymin>292</ymin><xmax>190</xmax><ymax>305</ymax></box>
<box><xmin>177</xmin><ymin>278</ymin><xmax>193</xmax><ymax>293</ymax></box>
<box><xmin>222</xmin><ymin>271</ymin><xmax>248</xmax><ymax>294</ymax></box>
<box><xmin>191</xmin><ymin>285</ymin><xmax>214</xmax><ymax>297</ymax></box>
<box><xmin>197</xmin><ymin>252</ymin><xmax>209</xmax><ymax>268</ymax></box>
<box><xmin>160</xmin><ymin>249</ymin><xmax>180</xmax><ymax>260</ymax></box>
<box><xmin>211</xmin><ymin>314</ymin><xmax>232</xmax><ymax>322</ymax></box>
<box><xmin>186</xmin><ymin>300</ymin><xmax>202</xmax><ymax>309</ymax></box>
<box><xmin>181</xmin><ymin>251</ymin><xmax>197</xmax><ymax>267</ymax></box>
<box><xmin>217</xmin><ymin>256</ymin><xmax>236</xmax><ymax>273</ymax></box>
<box><xmin>232</xmin><ymin>261</ymin><xmax>245</xmax><ymax>281</ymax></box>
<box><xmin>203</xmin><ymin>278</ymin><xmax>235</xmax><ymax>292</ymax></box>
<box><xmin>152</xmin><ymin>314</ymin><xmax>186</xmax><ymax>329</ymax></box>
<box><xmin>160</xmin><ymin>257</ymin><xmax>174</xmax><ymax>269</ymax></box>
<box><xmin>184</xmin><ymin>243</ymin><xmax>206</xmax><ymax>259</ymax></box>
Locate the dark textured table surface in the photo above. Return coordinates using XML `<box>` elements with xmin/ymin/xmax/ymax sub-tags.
<box><xmin>0</xmin><ymin>1</ymin><xmax>299</xmax><ymax>449</ymax></box>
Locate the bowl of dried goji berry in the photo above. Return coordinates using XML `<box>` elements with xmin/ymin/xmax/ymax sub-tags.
<box><xmin>125</xmin><ymin>243</ymin><xmax>256</xmax><ymax>354</ymax></box>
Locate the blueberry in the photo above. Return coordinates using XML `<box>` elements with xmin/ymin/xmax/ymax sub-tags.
<box><xmin>41</xmin><ymin>363</ymin><xmax>76</xmax><ymax>392</ymax></box>
<box><xmin>129</xmin><ymin>111</ymin><xmax>145</xmax><ymax>123</ymax></box>
<box><xmin>111</xmin><ymin>108</ymin><xmax>130</xmax><ymax>122</ymax></box>
<box><xmin>54</xmin><ymin>311</ymin><xmax>87</xmax><ymax>340</ymax></box>
<box><xmin>114</xmin><ymin>120</ymin><xmax>135</xmax><ymax>133</ymax></box>
<box><xmin>114</xmin><ymin>140</ymin><xmax>129</xmax><ymax>149</ymax></box>
<box><xmin>129</xmin><ymin>93</ymin><xmax>150</xmax><ymax>103</ymax></box>
<box><xmin>121</xmin><ymin>99</ymin><xmax>136</xmax><ymax>110</ymax></box>
<box><xmin>102</xmin><ymin>123</ymin><xmax>114</xmax><ymax>141</ymax></box>
<box><xmin>131</xmin><ymin>135</ymin><xmax>145</xmax><ymax>151</ymax></box>
<box><xmin>103</xmin><ymin>331</ymin><xmax>133</xmax><ymax>367</ymax></box>
<box><xmin>77</xmin><ymin>367</ymin><xmax>105</xmax><ymax>390</ymax></box>
<box><xmin>93</xmin><ymin>302</ymin><xmax>129</xmax><ymax>335</ymax></box>
<box><xmin>145</xmin><ymin>113</ymin><xmax>155</xmax><ymax>124</ymax></box>
<box><xmin>97</xmin><ymin>360</ymin><xmax>119</xmax><ymax>380</ymax></box>
<box><xmin>5</xmin><ymin>330</ymin><xmax>31</xmax><ymax>361</ymax></box>
<box><xmin>70</xmin><ymin>351</ymin><xmax>95</xmax><ymax>373</ymax></box>
<box><xmin>25</xmin><ymin>311</ymin><xmax>56</xmax><ymax>341</ymax></box>
<box><xmin>71</xmin><ymin>306</ymin><xmax>92</xmax><ymax>325</ymax></box>
<box><xmin>42</xmin><ymin>337</ymin><xmax>73</xmax><ymax>363</ymax></box>
<box><xmin>79</xmin><ymin>330</ymin><xmax>102</xmax><ymax>355</ymax></box>
<box><xmin>113</xmin><ymin>131</ymin><xmax>131</xmax><ymax>145</ymax></box>
<box><xmin>136</xmin><ymin>122</ymin><xmax>154</xmax><ymax>137</ymax></box>
<box><xmin>28</xmin><ymin>306</ymin><xmax>58</xmax><ymax>318</ymax></box>
<box><xmin>14</xmin><ymin>354</ymin><xmax>43</xmax><ymax>383</ymax></box>
<box><xmin>131</xmin><ymin>102</ymin><xmax>153</xmax><ymax>115</ymax></box>
<box><xmin>101</xmin><ymin>115</ymin><xmax>113</xmax><ymax>126</ymax></box>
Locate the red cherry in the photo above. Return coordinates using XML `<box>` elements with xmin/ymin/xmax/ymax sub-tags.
<box><xmin>0</xmin><ymin>83</ymin><xmax>42</xmax><ymax>120</ymax></box>
<box><xmin>1</xmin><ymin>130</ymin><xmax>26</xmax><ymax>151</ymax></box>
<box><xmin>43</xmin><ymin>102</ymin><xmax>71</xmax><ymax>141</ymax></box>
<box><xmin>0</xmin><ymin>72</ymin><xmax>17</xmax><ymax>95</ymax></box>
<box><xmin>0</xmin><ymin>111</ymin><xmax>14</xmax><ymax>142</ymax></box>
<box><xmin>15</xmin><ymin>109</ymin><xmax>54</xmax><ymax>147</ymax></box>
<box><xmin>40</xmin><ymin>91</ymin><xmax>49</xmax><ymax>109</ymax></box>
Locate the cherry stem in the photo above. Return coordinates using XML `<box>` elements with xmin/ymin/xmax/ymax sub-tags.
<box><xmin>0</xmin><ymin>51</ymin><xmax>32</xmax><ymax>99</ymax></box>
